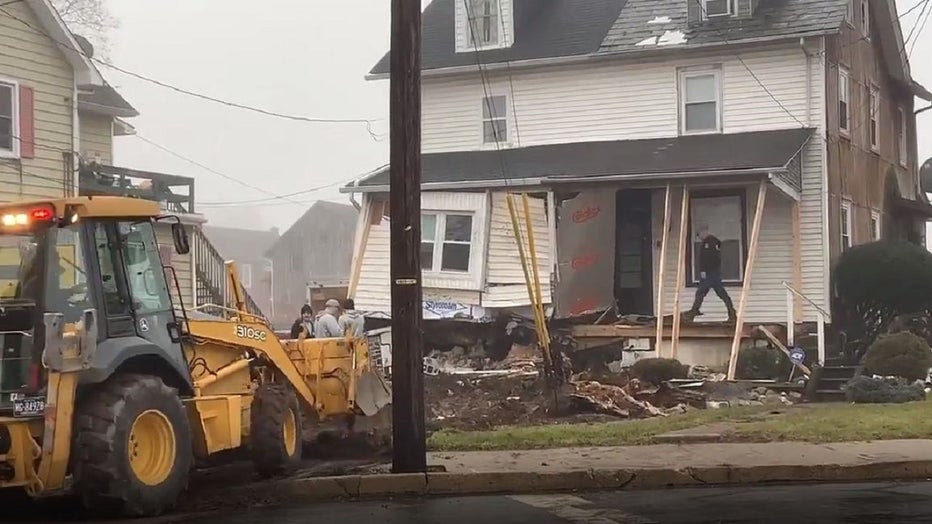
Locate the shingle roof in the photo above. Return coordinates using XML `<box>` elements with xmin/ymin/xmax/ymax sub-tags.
<box><xmin>370</xmin><ymin>0</ymin><xmax>628</xmax><ymax>74</ymax></box>
<box><xmin>370</xmin><ymin>0</ymin><xmax>850</xmax><ymax>74</ymax></box>
<box><xmin>599</xmin><ymin>0</ymin><xmax>848</xmax><ymax>54</ymax></box>
<box><xmin>357</xmin><ymin>128</ymin><xmax>813</xmax><ymax>187</ymax></box>
<box><xmin>78</xmin><ymin>83</ymin><xmax>139</xmax><ymax>118</ymax></box>
<box><xmin>203</xmin><ymin>226</ymin><xmax>280</xmax><ymax>265</ymax></box>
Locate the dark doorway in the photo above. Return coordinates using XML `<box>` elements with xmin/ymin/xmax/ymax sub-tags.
<box><xmin>615</xmin><ymin>190</ymin><xmax>654</xmax><ymax>315</ymax></box>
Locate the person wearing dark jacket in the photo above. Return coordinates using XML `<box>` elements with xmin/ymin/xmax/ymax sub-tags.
<box><xmin>290</xmin><ymin>304</ymin><xmax>315</xmax><ymax>339</ymax></box>
<box><xmin>684</xmin><ymin>228</ymin><xmax>737</xmax><ymax>323</ymax></box>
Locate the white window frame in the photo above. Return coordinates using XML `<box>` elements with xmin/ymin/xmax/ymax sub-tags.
<box><xmin>869</xmin><ymin>84</ymin><xmax>879</xmax><ymax>151</ymax></box>
<box><xmin>678</xmin><ymin>66</ymin><xmax>723</xmax><ymax>135</ymax></box>
<box><xmin>240</xmin><ymin>263</ymin><xmax>252</xmax><ymax>289</ymax></box>
<box><xmin>838</xmin><ymin>67</ymin><xmax>850</xmax><ymax>136</ymax></box>
<box><xmin>688</xmin><ymin>192</ymin><xmax>747</xmax><ymax>285</ymax></box>
<box><xmin>898</xmin><ymin>106</ymin><xmax>908</xmax><ymax>167</ymax></box>
<box><xmin>860</xmin><ymin>0</ymin><xmax>870</xmax><ymax>39</ymax></box>
<box><xmin>870</xmin><ymin>209</ymin><xmax>881</xmax><ymax>241</ymax></box>
<box><xmin>0</xmin><ymin>79</ymin><xmax>20</xmax><ymax>159</ymax></box>
<box><xmin>421</xmin><ymin>212</ymin><xmax>475</xmax><ymax>274</ymax></box>
<box><xmin>466</xmin><ymin>0</ymin><xmax>500</xmax><ymax>49</ymax></box>
<box><xmin>702</xmin><ymin>0</ymin><xmax>733</xmax><ymax>19</ymax></box>
<box><xmin>481</xmin><ymin>94</ymin><xmax>509</xmax><ymax>145</ymax></box>
<box><xmin>845</xmin><ymin>0</ymin><xmax>854</xmax><ymax>25</ymax></box>
<box><xmin>841</xmin><ymin>200</ymin><xmax>853</xmax><ymax>250</ymax></box>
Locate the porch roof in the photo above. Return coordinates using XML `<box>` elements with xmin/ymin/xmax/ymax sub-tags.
<box><xmin>345</xmin><ymin>128</ymin><xmax>814</xmax><ymax>193</ymax></box>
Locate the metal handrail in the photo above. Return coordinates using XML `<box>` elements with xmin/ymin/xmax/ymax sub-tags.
<box><xmin>781</xmin><ymin>281</ymin><xmax>831</xmax><ymax>322</ymax></box>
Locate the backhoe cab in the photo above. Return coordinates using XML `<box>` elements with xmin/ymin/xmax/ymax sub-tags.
<box><xmin>0</xmin><ymin>196</ymin><xmax>392</xmax><ymax>518</ymax></box>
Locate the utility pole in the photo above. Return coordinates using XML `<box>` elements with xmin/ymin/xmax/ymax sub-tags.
<box><xmin>389</xmin><ymin>0</ymin><xmax>426</xmax><ymax>473</ymax></box>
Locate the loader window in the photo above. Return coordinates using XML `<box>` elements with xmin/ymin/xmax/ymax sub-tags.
<box><xmin>119</xmin><ymin>222</ymin><xmax>172</xmax><ymax>315</ymax></box>
<box><xmin>94</xmin><ymin>224</ymin><xmax>131</xmax><ymax>316</ymax></box>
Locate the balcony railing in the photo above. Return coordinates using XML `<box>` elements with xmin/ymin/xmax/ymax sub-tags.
<box><xmin>78</xmin><ymin>161</ymin><xmax>195</xmax><ymax>214</ymax></box>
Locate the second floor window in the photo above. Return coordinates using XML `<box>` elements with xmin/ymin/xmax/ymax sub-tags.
<box><xmin>869</xmin><ymin>85</ymin><xmax>879</xmax><ymax>150</ymax></box>
<box><xmin>467</xmin><ymin>0</ymin><xmax>499</xmax><ymax>48</ymax></box>
<box><xmin>838</xmin><ymin>67</ymin><xmax>850</xmax><ymax>135</ymax></box>
<box><xmin>898</xmin><ymin>106</ymin><xmax>908</xmax><ymax>166</ymax></box>
<box><xmin>0</xmin><ymin>82</ymin><xmax>15</xmax><ymax>155</ymax></box>
<box><xmin>421</xmin><ymin>213</ymin><xmax>474</xmax><ymax>273</ymax></box>
<box><xmin>679</xmin><ymin>68</ymin><xmax>721</xmax><ymax>134</ymax></box>
<box><xmin>860</xmin><ymin>0</ymin><xmax>870</xmax><ymax>39</ymax></box>
<box><xmin>482</xmin><ymin>95</ymin><xmax>508</xmax><ymax>143</ymax></box>
<box><xmin>841</xmin><ymin>200</ymin><xmax>852</xmax><ymax>251</ymax></box>
<box><xmin>870</xmin><ymin>210</ymin><xmax>881</xmax><ymax>241</ymax></box>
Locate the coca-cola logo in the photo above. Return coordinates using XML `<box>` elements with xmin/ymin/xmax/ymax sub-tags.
<box><xmin>572</xmin><ymin>205</ymin><xmax>601</xmax><ymax>224</ymax></box>
<box><xmin>571</xmin><ymin>252</ymin><xmax>598</xmax><ymax>270</ymax></box>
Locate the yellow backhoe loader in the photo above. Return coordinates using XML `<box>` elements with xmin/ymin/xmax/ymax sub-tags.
<box><xmin>0</xmin><ymin>196</ymin><xmax>392</xmax><ymax>517</ymax></box>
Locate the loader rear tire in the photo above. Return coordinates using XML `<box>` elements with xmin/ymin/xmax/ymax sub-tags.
<box><xmin>250</xmin><ymin>383</ymin><xmax>303</xmax><ymax>478</ymax></box>
<box><xmin>72</xmin><ymin>373</ymin><xmax>192</xmax><ymax>518</ymax></box>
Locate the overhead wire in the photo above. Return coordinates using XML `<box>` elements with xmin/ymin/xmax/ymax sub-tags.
<box><xmin>0</xmin><ymin>4</ymin><xmax>387</xmax><ymax>141</ymax></box>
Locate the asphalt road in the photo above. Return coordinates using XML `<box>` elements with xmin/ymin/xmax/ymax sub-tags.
<box><xmin>145</xmin><ymin>481</ymin><xmax>932</xmax><ymax>524</ymax></box>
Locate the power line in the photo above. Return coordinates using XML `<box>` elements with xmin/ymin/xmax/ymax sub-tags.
<box><xmin>908</xmin><ymin>0</ymin><xmax>932</xmax><ymax>57</ymax></box>
<box><xmin>0</xmin><ymin>5</ymin><xmax>387</xmax><ymax>141</ymax></box>
<box><xmin>133</xmin><ymin>134</ymin><xmax>308</xmax><ymax>207</ymax></box>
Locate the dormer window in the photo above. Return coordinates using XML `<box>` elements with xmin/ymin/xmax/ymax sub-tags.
<box><xmin>456</xmin><ymin>0</ymin><xmax>513</xmax><ymax>52</ymax></box>
<box><xmin>702</xmin><ymin>0</ymin><xmax>733</xmax><ymax>18</ymax></box>
<box><xmin>467</xmin><ymin>0</ymin><xmax>499</xmax><ymax>48</ymax></box>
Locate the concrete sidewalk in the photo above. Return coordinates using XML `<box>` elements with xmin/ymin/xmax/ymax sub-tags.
<box><xmin>429</xmin><ymin>440</ymin><xmax>932</xmax><ymax>474</ymax></box>
<box><xmin>194</xmin><ymin>440</ymin><xmax>932</xmax><ymax>510</ymax></box>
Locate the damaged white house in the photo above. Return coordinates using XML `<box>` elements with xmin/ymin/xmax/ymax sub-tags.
<box><xmin>343</xmin><ymin>0</ymin><xmax>932</xmax><ymax>369</ymax></box>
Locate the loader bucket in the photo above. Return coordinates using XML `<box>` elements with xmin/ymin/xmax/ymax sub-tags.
<box><xmin>355</xmin><ymin>370</ymin><xmax>391</xmax><ymax>417</ymax></box>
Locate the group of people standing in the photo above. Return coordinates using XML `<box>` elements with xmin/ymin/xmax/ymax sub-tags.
<box><xmin>289</xmin><ymin>298</ymin><xmax>365</xmax><ymax>339</ymax></box>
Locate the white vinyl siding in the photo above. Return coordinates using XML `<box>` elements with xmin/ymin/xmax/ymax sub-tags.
<box><xmin>0</xmin><ymin>1</ymin><xmax>74</xmax><ymax>201</ymax></box>
<box><xmin>352</xmin><ymin>192</ymin><xmax>552</xmax><ymax>313</ymax></box>
<box><xmin>422</xmin><ymin>44</ymin><xmax>811</xmax><ymax>153</ymax></box>
<box><xmin>654</xmin><ymin>186</ymin><xmax>794</xmax><ymax>324</ymax></box>
<box><xmin>78</xmin><ymin>113</ymin><xmax>113</xmax><ymax>164</ymax></box>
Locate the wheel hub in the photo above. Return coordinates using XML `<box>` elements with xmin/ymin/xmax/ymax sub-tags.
<box><xmin>128</xmin><ymin>409</ymin><xmax>176</xmax><ymax>486</ymax></box>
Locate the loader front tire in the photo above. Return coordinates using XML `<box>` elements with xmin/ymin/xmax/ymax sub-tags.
<box><xmin>72</xmin><ymin>373</ymin><xmax>192</xmax><ymax>518</ymax></box>
<box><xmin>250</xmin><ymin>383</ymin><xmax>302</xmax><ymax>478</ymax></box>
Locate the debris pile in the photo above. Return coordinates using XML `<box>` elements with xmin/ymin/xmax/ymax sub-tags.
<box><xmin>567</xmin><ymin>377</ymin><xmax>709</xmax><ymax>419</ymax></box>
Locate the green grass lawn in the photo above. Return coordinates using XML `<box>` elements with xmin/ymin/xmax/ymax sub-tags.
<box><xmin>427</xmin><ymin>400</ymin><xmax>932</xmax><ymax>451</ymax></box>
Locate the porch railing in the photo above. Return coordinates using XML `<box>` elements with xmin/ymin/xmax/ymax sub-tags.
<box><xmin>783</xmin><ymin>281</ymin><xmax>830</xmax><ymax>366</ymax></box>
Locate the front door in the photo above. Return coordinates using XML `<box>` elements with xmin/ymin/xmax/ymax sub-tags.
<box><xmin>615</xmin><ymin>190</ymin><xmax>654</xmax><ymax>315</ymax></box>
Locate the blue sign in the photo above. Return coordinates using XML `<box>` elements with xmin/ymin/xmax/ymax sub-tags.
<box><xmin>789</xmin><ymin>346</ymin><xmax>806</xmax><ymax>365</ymax></box>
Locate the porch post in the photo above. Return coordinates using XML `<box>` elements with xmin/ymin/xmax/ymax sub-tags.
<box><xmin>670</xmin><ymin>186</ymin><xmax>690</xmax><ymax>360</ymax></box>
<box><xmin>655</xmin><ymin>183</ymin><xmax>672</xmax><ymax>357</ymax></box>
<box><xmin>727</xmin><ymin>179</ymin><xmax>768</xmax><ymax>380</ymax></box>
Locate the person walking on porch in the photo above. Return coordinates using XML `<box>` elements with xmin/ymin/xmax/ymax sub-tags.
<box><xmin>683</xmin><ymin>226</ymin><xmax>737</xmax><ymax>323</ymax></box>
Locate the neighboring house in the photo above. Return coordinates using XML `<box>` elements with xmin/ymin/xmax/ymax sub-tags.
<box><xmin>265</xmin><ymin>201</ymin><xmax>357</xmax><ymax>328</ymax></box>
<box><xmin>203</xmin><ymin>225</ymin><xmax>279</xmax><ymax>317</ymax></box>
<box><xmin>343</xmin><ymin>0</ymin><xmax>932</xmax><ymax>367</ymax></box>
<box><xmin>0</xmin><ymin>0</ymin><xmax>267</xmax><ymax>318</ymax></box>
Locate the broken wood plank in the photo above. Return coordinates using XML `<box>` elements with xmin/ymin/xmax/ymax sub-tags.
<box><xmin>655</xmin><ymin>183</ymin><xmax>672</xmax><ymax>357</ymax></box>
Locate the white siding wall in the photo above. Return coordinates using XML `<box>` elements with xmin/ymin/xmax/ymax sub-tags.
<box><xmin>422</xmin><ymin>43</ymin><xmax>809</xmax><ymax>152</ymax></box>
<box><xmin>0</xmin><ymin>1</ymin><xmax>74</xmax><ymax>200</ymax></box>
<box><xmin>353</xmin><ymin>191</ymin><xmax>552</xmax><ymax>313</ymax></box>
<box><xmin>483</xmin><ymin>192</ymin><xmax>551</xmax><ymax>307</ymax></box>
<box><xmin>800</xmin><ymin>38</ymin><xmax>828</xmax><ymax>318</ymax></box>
<box><xmin>651</xmin><ymin>186</ymin><xmax>794</xmax><ymax>324</ymax></box>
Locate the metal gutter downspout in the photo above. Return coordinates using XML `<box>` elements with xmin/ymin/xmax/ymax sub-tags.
<box><xmin>348</xmin><ymin>178</ymin><xmax>362</xmax><ymax>210</ymax></box>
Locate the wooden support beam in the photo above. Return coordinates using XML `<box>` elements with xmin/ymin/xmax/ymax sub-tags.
<box><xmin>791</xmin><ymin>199</ymin><xmax>802</xmax><ymax>324</ymax></box>
<box><xmin>727</xmin><ymin>180</ymin><xmax>768</xmax><ymax>380</ymax></box>
<box><xmin>757</xmin><ymin>325</ymin><xmax>812</xmax><ymax>376</ymax></box>
<box><xmin>670</xmin><ymin>186</ymin><xmax>690</xmax><ymax>360</ymax></box>
<box><xmin>655</xmin><ymin>183</ymin><xmax>672</xmax><ymax>357</ymax></box>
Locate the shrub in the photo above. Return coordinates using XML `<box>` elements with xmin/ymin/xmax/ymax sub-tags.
<box><xmin>863</xmin><ymin>332</ymin><xmax>932</xmax><ymax>381</ymax></box>
<box><xmin>629</xmin><ymin>358</ymin><xmax>688</xmax><ymax>385</ymax></box>
<box><xmin>833</xmin><ymin>241</ymin><xmax>932</xmax><ymax>358</ymax></box>
<box><xmin>845</xmin><ymin>375</ymin><xmax>926</xmax><ymax>404</ymax></box>
<box><xmin>736</xmin><ymin>344</ymin><xmax>792</xmax><ymax>381</ymax></box>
